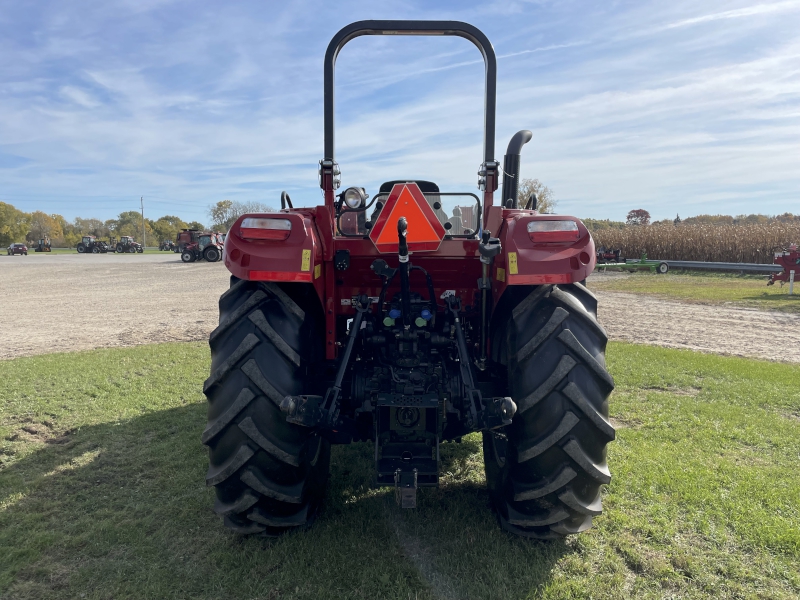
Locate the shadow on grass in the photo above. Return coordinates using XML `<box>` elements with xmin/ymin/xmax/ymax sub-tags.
<box><xmin>0</xmin><ymin>405</ymin><xmax>571</xmax><ymax>600</ymax></box>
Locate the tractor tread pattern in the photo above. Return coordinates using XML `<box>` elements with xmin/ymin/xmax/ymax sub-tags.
<box><xmin>484</xmin><ymin>283</ymin><xmax>615</xmax><ymax>539</ymax></box>
<box><xmin>517</xmin><ymin>355</ymin><xmax>576</xmax><ymax>414</ymax></box>
<box><xmin>240</xmin><ymin>466</ymin><xmax>305</xmax><ymax>503</ymax></box>
<box><xmin>205</xmin><ymin>445</ymin><xmax>255</xmax><ymax>486</ymax></box>
<box><xmin>516</xmin><ymin>412</ymin><xmax>580</xmax><ymax>463</ymax></box>
<box><xmin>247</xmin><ymin>505</ymin><xmax>310</xmax><ymax>528</ymax></box>
<box><xmin>517</xmin><ymin>307</ymin><xmax>568</xmax><ymax>363</ymax></box>
<box><xmin>513</xmin><ymin>466</ymin><xmax>577</xmax><ymax>501</ymax></box>
<box><xmin>563</xmin><ymin>438</ymin><xmax>612</xmax><ymax>484</ymax></box>
<box><xmin>203</xmin><ymin>278</ymin><xmax>329</xmax><ymax>536</ymax></box>
<box><xmin>203</xmin><ymin>333</ymin><xmax>260</xmax><ymax>393</ymax></box>
<box><xmin>558</xmin><ymin>487</ymin><xmax>603</xmax><ymax>516</ymax></box>
<box><xmin>238</xmin><ymin>416</ymin><xmax>301</xmax><ymax>467</ymax></box>
<box><xmin>209</xmin><ymin>291</ymin><xmax>267</xmax><ymax>343</ymax></box>
<box><xmin>241</xmin><ymin>359</ymin><xmax>285</xmax><ymax>406</ymax></box>
<box><xmin>213</xmin><ymin>489</ymin><xmax>259</xmax><ymax>516</ymax></box>
<box><xmin>248</xmin><ymin>310</ymin><xmax>302</xmax><ymax>366</ymax></box>
<box><xmin>201</xmin><ymin>388</ymin><xmax>255</xmax><ymax>444</ymax></box>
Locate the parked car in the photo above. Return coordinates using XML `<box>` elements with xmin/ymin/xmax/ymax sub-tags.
<box><xmin>7</xmin><ymin>243</ymin><xmax>28</xmax><ymax>256</ymax></box>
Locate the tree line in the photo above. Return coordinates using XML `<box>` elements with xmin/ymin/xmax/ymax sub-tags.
<box><xmin>0</xmin><ymin>201</ymin><xmax>205</xmax><ymax>248</ymax></box>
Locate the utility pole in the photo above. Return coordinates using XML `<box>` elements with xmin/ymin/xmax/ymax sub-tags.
<box><xmin>140</xmin><ymin>196</ymin><xmax>145</xmax><ymax>249</ymax></box>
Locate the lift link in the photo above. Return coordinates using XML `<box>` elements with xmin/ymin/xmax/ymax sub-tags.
<box><xmin>280</xmin><ymin>294</ymin><xmax>372</xmax><ymax>429</ymax></box>
<box><xmin>477</xmin><ymin>229</ymin><xmax>501</xmax><ymax>371</ymax></box>
<box><xmin>445</xmin><ymin>296</ymin><xmax>517</xmax><ymax>431</ymax></box>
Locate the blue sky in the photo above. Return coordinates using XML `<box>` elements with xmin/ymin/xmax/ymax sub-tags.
<box><xmin>1</xmin><ymin>0</ymin><xmax>799</xmax><ymax>224</ymax></box>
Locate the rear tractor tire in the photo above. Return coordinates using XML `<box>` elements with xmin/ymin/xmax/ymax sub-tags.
<box><xmin>77</xmin><ymin>244</ymin><xmax>86</xmax><ymax>253</ymax></box>
<box><xmin>203</xmin><ymin>277</ymin><xmax>329</xmax><ymax>535</ymax></box>
<box><xmin>204</xmin><ymin>247</ymin><xmax>220</xmax><ymax>262</ymax></box>
<box><xmin>484</xmin><ymin>283</ymin><xmax>615</xmax><ymax>539</ymax></box>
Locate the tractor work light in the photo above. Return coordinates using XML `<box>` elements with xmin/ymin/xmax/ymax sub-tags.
<box><xmin>527</xmin><ymin>220</ymin><xmax>580</xmax><ymax>243</ymax></box>
<box><xmin>343</xmin><ymin>187</ymin><xmax>368</xmax><ymax>209</ymax></box>
<box><xmin>240</xmin><ymin>218</ymin><xmax>292</xmax><ymax>241</ymax></box>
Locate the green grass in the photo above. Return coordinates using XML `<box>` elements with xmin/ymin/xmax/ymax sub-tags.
<box><xmin>1</xmin><ymin>342</ymin><xmax>799</xmax><ymax>599</ymax></box>
<box><xmin>592</xmin><ymin>271</ymin><xmax>800</xmax><ymax>313</ymax></box>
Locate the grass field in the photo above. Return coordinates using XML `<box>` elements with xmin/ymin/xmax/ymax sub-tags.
<box><xmin>592</xmin><ymin>272</ymin><xmax>800</xmax><ymax>314</ymax></box>
<box><xmin>1</xmin><ymin>342</ymin><xmax>799</xmax><ymax>599</ymax></box>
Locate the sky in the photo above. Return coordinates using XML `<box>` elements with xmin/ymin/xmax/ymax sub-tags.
<box><xmin>1</xmin><ymin>0</ymin><xmax>799</xmax><ymax>225</ymax></box>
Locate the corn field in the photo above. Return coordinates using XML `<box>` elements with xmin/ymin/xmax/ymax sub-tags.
<box><xmin>592</xmin><ymin>223</ymin><xmax>800</xmax><ymax>263</ymax></box>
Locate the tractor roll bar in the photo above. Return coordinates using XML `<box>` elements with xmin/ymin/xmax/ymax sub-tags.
<box><xmin>322</xmin><ymin>20</ymin><xmax>497</xmax><ymax>197</ymax></box>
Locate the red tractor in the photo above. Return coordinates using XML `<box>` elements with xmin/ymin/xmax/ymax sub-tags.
<box><xmin>115</xmin><ymin>236</ymin><xmax>143</xmax><ymax>253</ymax></box>
<box><xmin>203</xmin><ymin>21</ymin><xmax>614</xmax><ymax>540</ymax></box>
<box><xmin>181</xmin><ymin>232</ymin><xmax>223</xmax><ymax>263</ymax></box>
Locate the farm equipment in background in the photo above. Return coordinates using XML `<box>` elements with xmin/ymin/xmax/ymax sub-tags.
<box><xmin>596</xmin><ymin>253</ymin><xmax>669</xmax><ymax>274</ymax></box>
<box><xmin>34</xmin><ymin>237</ymin><xmax>51</xmax><ymax>252</ymax></box>
<box><xmin>176</xmin><ymin>229</ymin><xmax>201</xmax><ymax>253</ymax></box>
<box><xmin>595</xmin><ymin>247</ymin><xmax>621</xmax><ymax>264</ymax></box>
<box><xmin>77</xmin><ymin>235</ymin><xmax>109</xmax><ymax>254</ymax></box>
<box><xmin>114</xmin><ymin>236</ymin><xmax>144</xmax><ymax>253</ymax></box>
<box><xmin>767</xmin><ymin>244</ymin><xmax>799</xmax><ymax>288</ymax></box>
<box><xmin>202</xmin><ymin>21</ymin><xmax>615</xmax><ymax>540</ymax></box>
<box><xmin>181</xmin><ymin>232</ymin><xmax>223</xmax><ymax>263</ymax></box>
<box><xmin>160</xmin><ymin>240</ymin><xmax>175</xmax><ymax>251</ymax></box>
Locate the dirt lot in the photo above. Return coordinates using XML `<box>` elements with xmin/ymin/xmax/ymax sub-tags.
<box><xmin>2</xmin><ymin>253</ymin><xmax>799</xmax><ymax>362</ymax></box>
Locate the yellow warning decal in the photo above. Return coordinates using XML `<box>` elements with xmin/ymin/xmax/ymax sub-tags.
<box><xmin>314</xmin><ymin>264</ymin><xmax>321</xmax><ymax>279</ymax></box>
<box><xmin>508</xmin><ymin>252</ymin><xmax>518</xmax><ymax>275</ymax></box>
<box><xmin>301</xmin><ymin>249</ymin><xmax>311</xmax><ymax>272</ymax></box>
<box><xmin>496</xmin><ymin>267</ymin><xmax>505</xmax><ymax>282</ymax></box>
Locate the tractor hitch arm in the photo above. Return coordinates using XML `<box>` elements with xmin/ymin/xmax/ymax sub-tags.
<box><xmin>281</xmin><ymin>295</ymin><xmax>372</xmax><ymax>432</ymax></box>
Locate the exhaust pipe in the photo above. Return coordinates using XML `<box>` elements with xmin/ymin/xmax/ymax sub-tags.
<box><xmin>501</xmin><ymin>130</ymin><xmax>532</xmax><ymax>208</ymax></box>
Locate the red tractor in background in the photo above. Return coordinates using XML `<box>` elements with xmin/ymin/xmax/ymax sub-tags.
<box><xmin>114</xmin><ymin>236</ymin><xmax>143</xmax><ymax>253</ymax></box>
<box><xmin>203</xmin><ymin>21</ymin><xmax>614</xmax><ymax>540</ymax></box>
<box><xmin>767</xmin><ymin>244</ymin><xmax>799</xmax><ymax>286</ymax></box>
<box><xmin>181</xmin><ymin>231</ymin><xmax>224</xmax><ymax>263</ymax></box>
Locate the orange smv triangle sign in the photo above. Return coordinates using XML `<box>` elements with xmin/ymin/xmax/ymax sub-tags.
<box><xmin>369</xmin><ymin>183</ymin><xmax>446</xmax><ymax>253</ymax></box>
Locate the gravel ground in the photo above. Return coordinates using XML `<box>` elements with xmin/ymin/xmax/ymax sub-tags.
<box><xmin>2</xmin><ymin>253</ymin><xmax>799</xmax><ymax>362</ymax></box>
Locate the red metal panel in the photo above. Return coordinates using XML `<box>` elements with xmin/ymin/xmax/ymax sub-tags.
<box><xmin>249</xmin><ymin>271</ymin><xmax>313</xmax><ymax>282</ymax></box>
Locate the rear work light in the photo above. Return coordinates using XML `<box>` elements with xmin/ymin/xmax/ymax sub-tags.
<box><xmin>527</xmin><ymin>220</ymin><xmax>580</xmax><ymax>243</ymax></box>
<box><xmin>240</xmin><ymin>218</ymin><xmax>292</xmax><ymax>241</ymax></box>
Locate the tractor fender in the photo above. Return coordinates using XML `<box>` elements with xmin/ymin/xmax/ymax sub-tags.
<box><xmin>491</xmin><ymin>208</ymin><xmax>596</xmax><ymax>302</ymax></box>
<box><xmin>223</xmin><ymin>211</ymin><xmax>324</xmax><ymax>300</ymax></box>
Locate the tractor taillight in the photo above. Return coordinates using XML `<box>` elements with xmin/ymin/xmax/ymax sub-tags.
<box><xmin>240</xmin><ymin>218</ymin><xmax>292</xmax><ymax>241</ymax></box>
<box><xmin>527</xmin><ymin>220</ymin><xmax>579</xmax><ymax>243</ymax></box>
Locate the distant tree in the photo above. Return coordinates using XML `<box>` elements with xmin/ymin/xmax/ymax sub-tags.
<box><xmin>74</xmin><ymin>217</ymin><xmax>110</xmax><ymax>237</ymax></box>
<box><xmin>516</xmin><ymin>179</ymin><xmax>557</xmax><ymax>214</ymax></box>
<box><xmin>581</xmin><ymin>218</ymin><xmax>626</xmax><ymax>231</ymax></box>
<box><xmin>674</xmin><ymin>214</ymin><xmax>681</xmax><ymax>225</ymax></box>
<box><xmin>187</xmin><ymin>221</ymin><xmax>205</xmax><ymax>231</ymax></box>
<box><xmin>152</xmin><ymin>215</ymin><xmax>188</xmax><ymax>242</ymax></box>
<box><xmin>112</xmin><ymin>210</ymin><xmax>153</xmax><ymax>242</ymax></box>
<box><xmin>0</xmin><ymin>201</ymin><xmax>30</xmax><ymax>246</ymax></box>
<box><xmin>27</xmin><ymin>211</ymin><xmax>64</xmax><ymax>243</ymax></box>
<box><xmin>626</xmin><ymin>209</ymin><xmax>651</xmax><ymax>226</ymax></box>
<box><xmin>208</xmin><ymin>200</ymin><xmax>275</xmax><ymax>230</ymax></box>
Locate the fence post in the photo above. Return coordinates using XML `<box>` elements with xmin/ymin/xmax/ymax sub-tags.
<box><xmin>790</xmin><ymin>270</ymin><xmax>795</xmax><ymax>296</ymax></box>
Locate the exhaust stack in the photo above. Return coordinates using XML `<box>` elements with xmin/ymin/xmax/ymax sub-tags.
<box><xmin>501</xmin><ymin>130</ymin><xmax>532</xmax><ymax>208</ymax></box>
